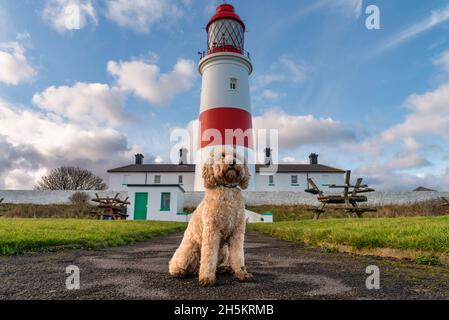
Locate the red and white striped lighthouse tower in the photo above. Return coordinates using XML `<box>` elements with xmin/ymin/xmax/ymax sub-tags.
<box><xmin>194</xmin><ymin>3</ymin><xmax>255</xmax><ymax>191</ymax></box>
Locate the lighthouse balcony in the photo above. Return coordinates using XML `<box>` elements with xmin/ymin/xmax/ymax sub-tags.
<box><xmin>199</xmin><ymin>46</ymin><xmax>251</xmax><ymax>61</ymax></box>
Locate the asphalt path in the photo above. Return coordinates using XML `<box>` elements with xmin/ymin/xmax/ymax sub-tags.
<box><xmin>1</xmin><ymin>231</ymin><xmax>449</xmax><ymax>300</ymax></box>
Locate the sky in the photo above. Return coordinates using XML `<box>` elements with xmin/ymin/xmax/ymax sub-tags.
<box><xmin>1</xmin><ymin>0</ymin><xmax>449</xmax><ymax>191</ymax></box>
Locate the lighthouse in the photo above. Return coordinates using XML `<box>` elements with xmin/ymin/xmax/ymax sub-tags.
<box><xmin>194</xmin><ymin>3</ymin><xmax>255</xmax><ymax>191</ymax></box>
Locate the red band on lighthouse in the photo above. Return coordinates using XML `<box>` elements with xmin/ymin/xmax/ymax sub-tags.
<box><xmin>199</xmin><ymin>107</ymin><xmax>253</xmax><ymax>149</ymax></box>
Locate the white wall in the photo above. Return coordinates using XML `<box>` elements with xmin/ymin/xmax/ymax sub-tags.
<box><xmin>109</xmin><ymin>173</ymin><xmax>145</xmax><ymax>189</ymax></box>
<box><xmin>109</xmin><ymin>172</ymin><xmax>343</xmax><ymax>193</ymax></box>
<box><xmin>183</xmin><ymin>191</ymin><xmax>449</xmax><ymax>207</ymax></box>
<box><xmin>254</xmin><ymin>173</ymin><xmax>344</xmax><ymax>192</ymax></box>
<box><xmin>109</xmin><ymin>172</ymin><xmax>195</xmax><ymax>192</ymax></box>
<box><xmin>126</xmin><ymin>186</ymin><xmax>186</xmax><ymax>222</ymax></box>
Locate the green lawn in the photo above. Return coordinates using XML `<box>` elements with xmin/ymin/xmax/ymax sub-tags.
<box><xmin>0</xmin><ymin>218</ymin><xmax>186</xmax><ymax>255</ymax></box>
<box><xmin>249</xmin><ymin>216</ymin><xmax>449</xmax><ymax>263</ymax></box>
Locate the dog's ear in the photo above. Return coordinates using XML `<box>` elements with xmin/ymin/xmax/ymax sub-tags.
<box><xmin>202</xmin><ymin>162</ymin><xmax>216</xmax><ymax>189</ymax></box>
<box><xmin>239</xmin><ymin>163</ymin><xmax>250</xmax><ymax>190</ymax></box>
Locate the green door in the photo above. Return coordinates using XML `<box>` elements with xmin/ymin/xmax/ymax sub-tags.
<box><xmin>134</xmin><ymin>193</ymin><xmax>148</xmax><ymax>221</ymax></box>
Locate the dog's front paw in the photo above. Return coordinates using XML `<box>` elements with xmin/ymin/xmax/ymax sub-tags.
<box><xmin>235</xmin><ymin>271</ymin><xmax>254</xmax><ymax>282</ymax></box>
<box><xmin>217</xmin><ymin>265</ymin><xmax>233</xmax><ymax>275</ymax></box>
<box><xmin>199</xmin><ymin>275</ymin><xmax>216</xmax><ymax>287</ymax></box>
<box><xmin>169</xmin><ymin>265</ymin><xmax>187</xmax><ymax>279</ymax></box>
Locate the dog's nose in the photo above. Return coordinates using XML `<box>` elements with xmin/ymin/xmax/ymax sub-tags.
<box><xmin>230</xmin><ymin>160</ymin><xmax>236</xmax><ymax>168</ymax></box>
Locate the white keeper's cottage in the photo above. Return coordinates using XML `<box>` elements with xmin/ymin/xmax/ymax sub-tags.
<box><xmin>108</xmin><ymin>152</ymin><xmax>345</xmax><ymax>193</ymax></box>
<box><xmin>107</xmin><ymin>152</ymin><xmax>345</xmax><ymax>222</ymax></box>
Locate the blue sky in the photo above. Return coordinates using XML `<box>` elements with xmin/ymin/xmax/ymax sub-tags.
<box><xmin>1</xmin><ymin>0</ymin><xmax>449</xmax><ymax>191</ymax></box>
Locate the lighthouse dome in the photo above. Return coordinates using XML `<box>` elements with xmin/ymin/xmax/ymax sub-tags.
<box><xmin>206</xmin><ymin>4</ymin><xmax>246</xmax><ymax>55</ymax></box>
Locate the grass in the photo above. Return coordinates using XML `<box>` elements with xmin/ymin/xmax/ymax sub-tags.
<box><xmin>0</xmin><ymin>218</ymin><xmax>186</xmax><ymax>255</ymax></box>
<box><xmin>249</xmin><ymin>216</ymin><xmax>449</xmax><ymax>265</ymax></box>
<box><xmin>248</xmin><ymin>200</ymin><xmax>448</xmax><ymax>222</ymax></box>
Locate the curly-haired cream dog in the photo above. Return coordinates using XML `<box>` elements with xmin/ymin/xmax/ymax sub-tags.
<box><xmin>169</xmin><ymin>149</ymin><xmax>253</xmax><ymax>286</ymax></box>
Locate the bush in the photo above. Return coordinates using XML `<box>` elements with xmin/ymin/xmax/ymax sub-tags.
<box><xmin>416</xmin><ymin>255</ymin><xmax>441</xmax><ymax>266</ymax></box>
<box><xmin>69</xmin><ymin>192</ymin><xmax>91</xmax><ymax>205</ymax></box>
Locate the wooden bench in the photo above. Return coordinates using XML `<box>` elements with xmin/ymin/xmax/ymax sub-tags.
<box><xmin>305</xmin><ymin>171</ymin><xmax>377</xmax><ymax>219</ymax></box>
<box><xmin>91</xmin><ymin>193</ymin><xmax>130</xmax><ymax>220</ymax></box>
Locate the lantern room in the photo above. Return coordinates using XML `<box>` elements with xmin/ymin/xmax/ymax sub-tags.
<box><xmin>206</xmin><ymin>4</ymin><xmax>246</xmax><ymax>55</ymax></box>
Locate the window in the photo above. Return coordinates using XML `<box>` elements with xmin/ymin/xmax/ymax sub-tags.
<box><xmin>179</xmin><ymin>175</ymin><xmax>183</xmax><ymax>185</ymax></box>
<box><xmin>268</xmin><ymin>175</ymin><xmax>275</xmax><ymax>186</ymax></box>
<box><xmin>161</xmin><ymin>193</ymin><xmax>171</xmax><ymax>211</ymax></box>
<box><xmin>154</xmin><ymin>175</ymin><xmax>161</xmax><ymax>184</ymax></box>
<box><xmin>208</xmin><ymin>19</ymin><xmax>244</xmax><ymax>53</ymax></box>
<box><xmin>291</xmin><ymin>175</ymin><xmax>298</xmax><ymax>186</ymax></box>
<box><xmin>230</xmin><ymin>78</ymin><xmax>237</xmax><ymax>90</ymax></box>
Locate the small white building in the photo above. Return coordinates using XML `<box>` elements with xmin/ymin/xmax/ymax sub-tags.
<box><xmin>124</xmin><ymin>184</ymin><xmax>187</xmax><ymax>222</ymax></box>
<box><xmin>108</xmin><ymin>153</ymin><xmax>345</xmax><ymax>193</ymax></box>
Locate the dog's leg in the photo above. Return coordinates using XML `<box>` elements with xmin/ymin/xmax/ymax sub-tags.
<box><xmin>217</xmin><ymin>244</ymin><xmax>232</xmax><ymax>274</ymax></box>
<box><xmin>169</xmin><ymin>236</ymin><xmax>198</xmax><ymax>278</ymax></box>
<box><xmin>199</xmin><ymin>230</ymin><xmax>221</xmax><ymax>286</ymax></box>
<box><xmin>229</xmin><ymin>227</ymin><xmax>254</xmax><ymax>282</ymax></box>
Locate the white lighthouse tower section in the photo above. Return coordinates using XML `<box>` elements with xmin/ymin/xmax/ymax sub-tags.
<box><xmin>199</xmin><ymin>53</ymin><xmax>252</xmax><ymax>114</ymax></box>
<box><xmin>194</xmin><ymin>53</ymin><xmax>255</xmax><ymax>192</ymax></box>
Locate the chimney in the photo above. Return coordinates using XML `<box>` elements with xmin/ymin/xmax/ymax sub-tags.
<box><xmin>135</xmin><ymin>154</ymin><xmax>144</xmax><ymax>165</ymax></box>
<box><xmin>309</xmin><ymin>153</ymin><xmax>318</xmax><ymax>165</ymax></box>
<box><xmin>179</xmin><ymin>148</ymin><xmax>188</xmax><ymax>165</ymax></box>
<box><xmin>264</xmin><ymin>148</ymin><xmax>272</xmax><ymax>166</ymax></box>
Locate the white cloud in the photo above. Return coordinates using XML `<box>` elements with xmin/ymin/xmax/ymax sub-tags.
<box><xmin>329</xmin><ymin>0</ymin><xmax>363</xmax><ymax>19</ymax></box>
<box><xmin>0</xmin><ymin>40</ymin><xmax>36</xmax><ymax>85</ymax></box>
<box><xmin>360</xmin><ymin>153</ymin><xmax>431</xmax><ymax>176</ymax></box>
<box><xmin>338</xmin><ymin>137</ymin><xmax>440</xmax><ymax>191</ymax></box>
<box><xmin>260</xmin><ymin>89</ymin><xmax>281</xmax><ymax>101</ymax></box>
<box><xmin>0</xmin><ymin>98</ymin><xmax>140</xmax><ymax>189</ymax></box>
<box><xmin>434</xmin><ymin>50</ymin><xmax>449</xmax><ymax>73</ymax></box>
<box><xmin>354</xmin><ymin>0</ymin><xmax>363</xmax><ymax>19</ymax></box>
<box><xmin>154</xmin><ymin>155</ymin><xmax>164</xmax><ymax>164</ymax></box>
<box><xmin>383</xmin><ymin>50</ymin><xmax>449</xmax><ymax>142</ymax></box>
<box><xmin>106</xmin><ymin>0</ymin><xmax>184</xmax><ymax>33</ymax></box>
<box><xmin>379</xmin><ymin>6</ymin><xmax>449</xmax><ymax>52</ymax></box>
<box><xmin>32</xmin><ymin>82</ymin><xmax>125</xmax><ymax>127</ymax></box>
<box><xmin>253</xmin><ymin>109</ymin><xmax>355</xmax><ymax>150</ymax></box>
<box><xmin>403</xmin><ymin>137</ymin><xmax>421</xmax><ymax>152</ymax></box>
<box><xmin>292</xmin><ymin>0</ymin><xmax>363</xmax><ymax>20</ymax></box>
<box><xmin>341</xmin><ymin>138</ymin><xmax>382</xmax><ymax>157</ymax></box>
<box><xmin>383</xmin><ymin>82</ymin><xmax>449</xmax><ymax>141</ymax></box>
<box><xmin>107</xmin><ymin>58</ymin><xmax>196</xmax><ymax>106</ymax></box>
<box><xmin>256</xmin><ymin>55</ymin><xmax>307</xmax><ymax>88</ymax></box>
<box><xmin>281</xmin><ymin>156</ymin><xmax>298</xmax><ymax>164</ymax></box>
<box><xmin>43</xmin><ymin>0</ymin><xmax>98</xmax><ymax>32</ymax></box>
<box><xmin>360</xmin><ymin>169</ymin><xmax>449</xmax><ymax>192</ymax></box>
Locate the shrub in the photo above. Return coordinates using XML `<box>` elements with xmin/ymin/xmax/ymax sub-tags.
<box><xmin>416</xmin><ymin>255</ymin><xmax>441</xmax><ymax>266</ymax></box>
<box><xmin>69</xmin><ymin>192</ymin><xmax>91</xmax><ymax>205</ymax></box>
